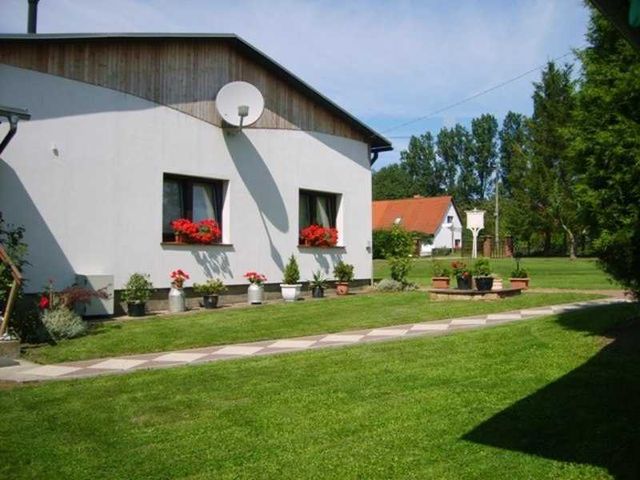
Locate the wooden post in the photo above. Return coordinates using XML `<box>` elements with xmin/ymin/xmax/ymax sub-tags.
<box><xmin>0</xmin><ymin>246</ymin><xmax>22</xmax><ymax>338</ymax></box>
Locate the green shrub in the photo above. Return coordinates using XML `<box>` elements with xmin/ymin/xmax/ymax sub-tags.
<box><xmin>374</xmin><ymin>279</ymin><xmax>403</xmax><ymax>292</ymax></box>
<box><xmin>432</xmin><ymin>261</ymin><xmax>451</xmax><ymax>278</ymax></box>
<box><xmin>372</xmin><ymin>230</ymin><xmax>393</xmax><ymax>259</ymax></box>
<box><xmin>510</xmin><ymin>257</ymin><xmax>528</xmax><ymax>278</ymax></box>
<box><xmin>193</xmin><ymin>279</ymin><xmax>227</xmax><ymax>295</ymax></box>
<box><xmin>388</xmin><ymin>256</ymin><xmax>412</xmax><ymax>284</ymax></box>
<box><xmin>333</xmin><ymin>261</ymin><xmax>354</xmax><ymax>282</ymax></box>
<box><xmin>431</xmin><ymin>247</ymin><xmax>452</xmax><ymax>257</ymax></box>
<box><xmin>0</xmin><ymin>212</ymin><xmax>27</xmax><ymax>312</ymax></box>
<box><xmin>310</xmin><ymin>270</ymin><xmax>327</xmax><ymax>289</ymax></box>
<box><xmin>42</xmin><ymin>307</ymin><xmax>87</xmax><ymax>341</ymax></box>
<box><xmin>121</xmin><ymin>273</ymin><xmax>153</xmax><ymax>304</ymax></box>
<box><xmin>473</xmin><ymin>258</ymin><xmax>492</xmax><ymax>276</ymax></box>
<box><xmin>283</xmin><ymin>255</ymin><xmax>301</xmax><ymax>284</ymax></box>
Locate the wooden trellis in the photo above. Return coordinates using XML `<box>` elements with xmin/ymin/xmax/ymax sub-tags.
<box><xmin>0</xmin><ymin>245</ymin><xmax>22</xmax><ymax>338</ymax></box>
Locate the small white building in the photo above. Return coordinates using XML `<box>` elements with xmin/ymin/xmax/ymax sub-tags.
<box><xmin>372</xmin><ymin>195</ymin><xmax>462</xmax><ymax>256</ymax></box>
<box><xmin>0</xmin><ymin>34</ymin><xmax>392</xmax><ymax>298</ymax></box>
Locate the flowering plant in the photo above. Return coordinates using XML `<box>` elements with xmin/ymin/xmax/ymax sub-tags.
<box><xmin>244</xmin><ymin>271</ymin><xmax>267</xmax><ymax>285</ymax></box>
<box><xmin>38</xmin><ymin>279</ymin><xmax>109</xmax><ymax>311</ymax></box>
<box><xmin>191</xmin><ymin>219</ymin><xmax>221</xmax><ymax>244</ymax></box>
<box><xmin>451</xmin><ymin>260</ymin><xmax>471</xmax><ymax>278</ymax></box>
<box><xmin>300</xmin><ymin>224</ymin><xmax>338</xmax><ymax>247</ymax></box>
<box><xmin>171</xmin><ymin>218</ymin><xmax>198</xmax><ymax>239</ymax></box>
<box><xmin>170</xmin><ymin>269</ymin><xmax>190</xmax><ymax>288</ymax></box>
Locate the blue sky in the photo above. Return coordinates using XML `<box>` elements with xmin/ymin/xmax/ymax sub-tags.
<box><xmin>1</xmin><ymin>0</ymin><xmax>590</xmax><ymax>168</ymax></box>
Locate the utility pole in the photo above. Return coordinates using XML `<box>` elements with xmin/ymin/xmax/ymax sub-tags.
<box><xmin>495</xmin><ymin>164</ymin><xmax>500</xmax><ymax>256</ymax></box>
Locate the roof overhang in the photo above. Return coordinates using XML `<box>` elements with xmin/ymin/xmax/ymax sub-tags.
<box><xmin>590</xmin><ymin>0</ymin><xmax>640</xmax><ymax>49</ymax></box>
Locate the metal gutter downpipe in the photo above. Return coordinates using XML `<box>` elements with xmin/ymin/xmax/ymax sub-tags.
<box><xmin>0</xmin><ymin>116</ymin><xmax>19</xmax><ymax>155</ymax></box>
<box><xmin>28</xmin><ymin>0</ymin><xmax>40</xmax><ymax>34</ymax></box>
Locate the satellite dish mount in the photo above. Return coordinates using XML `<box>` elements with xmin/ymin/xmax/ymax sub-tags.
<box><xmin>215</xmin><ymin>81</ymin><xmax>264</xmax><ymax>134</ymax></box>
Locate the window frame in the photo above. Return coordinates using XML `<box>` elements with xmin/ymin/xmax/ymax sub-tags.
<box><xmin>162</xmin><ymin>173</ymin><xmax>225</xmax><ymax>243</ymax></box>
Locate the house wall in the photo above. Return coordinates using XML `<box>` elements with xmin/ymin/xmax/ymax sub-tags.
<box><xmin>420</xmin><ymin>203</ymin><xmax>463</xmax><ymax>255</ymax></box>
<box><xmin>0</xmin><ymin>64</ymin><xmax>373</xmax><ymax>292</ymax></box>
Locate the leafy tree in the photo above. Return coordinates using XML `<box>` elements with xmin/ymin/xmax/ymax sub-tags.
<box><xmin>400</xmin><ymin>133</ymin><xmax>443</xmax><ymax>196</ymax></box>
<box><xmin>499</xmin><ymin>111</ymin><xmax>530</xmax><ymax>197</ymax></box>
<box><xmin>383</xmin><ymin>224</ymin><xmax>415</xmax><ymax>285</ymax></box>
<box><xmin>372</xmin><ymin>164</ymin><xmax>413</xmax><ymax>200</ymax></box>
<box><xmin>572</xmin><ymin>8</ymin><xmax>640</xmax><ymax>295</ymax></box>
<box><xmin>437</xmin><ymin>124</ymin><xmax>476</xmax><ymax>204</ymax></box>
<box><xmin>471</xmin><ymin>114</ymin><xmax>499</xmax><ymax>200</ymax></box>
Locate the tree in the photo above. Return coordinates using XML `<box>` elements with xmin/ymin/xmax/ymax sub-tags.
<box><xmin>572</xmin><ymin>8</ymin><xmax>640</xmax><ymax>295</ymax></box>
<box><xmin>437</xmin><ymin>124</ymin><xmax>476</xmax><ymax>204</ymax></box>
<box><xmin>526</xmin><ymin>62</ymin><xmax>579</xmax><ymax>257</ymax></box>
<box><xmin>471</xmin><ymin>114</ymin><xmax>499</xmax><ymax>200</ymax></box>
<box><xmin>499</xmin><ymin>111</ymin><xmax>530</xmax><ymax>198</ymax></box>
<box><xmin>372</xmin><ymin>164</ymin><xmax>413</xmax><ymax>200</ymax></box>
<box><xmin>400</xmin><ymin>133</ymin><xmax>443</xmax><ymax>196</ymax></box>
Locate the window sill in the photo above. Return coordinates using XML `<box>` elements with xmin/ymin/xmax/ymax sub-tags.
<box><xmin>161</xmin><ymin>242</ymin><xmax>234</xmax><ymax>247</ymax></box>
<box><xmin>298</xmin><ymin>245</ymin><xmax>345</xmax><ymax>250</ymax></box>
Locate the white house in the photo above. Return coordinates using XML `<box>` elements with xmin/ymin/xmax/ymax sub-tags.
<box><xmin>372</xmin><ymin>195</ymin><xmax>462</xmax><ymax>256</ymax></box>
<box><xmin>0</xmin><ymin>34</ymin><xmax>392</xmax><ymax>301</ymax></box>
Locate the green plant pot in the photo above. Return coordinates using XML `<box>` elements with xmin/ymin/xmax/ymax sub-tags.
<box><xmin>127</xmin><ymin>302</ymin><xmax>146</xmax><ymax>317</ymax></box>
<box><xmin>475</xmin><ymin>277</ymin><xmax>494</xmax><ymax>291</ymax></box>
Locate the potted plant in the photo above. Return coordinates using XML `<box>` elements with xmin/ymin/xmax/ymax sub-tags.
<box><xmin>121</xmin><ymin>273</ymin><xmax>153</xmax><ymax>317</ymax></box>
<box><xmin>193</xmin><ymin>278</ymin><xmax>227</xmax><ymax>309</ymax></box>
<box><xmin>510</xmin><ymin>257</ymin><xmax>530</xmax><ymax>289</ymax></box>
<box><xmin>333</xmin><ymin>261</ymin><xmax>354</xmax><ymax>295</ymax></box>
<box><xmin>280</xmin><ymin>255</ymin><xmax>302</xmax><ymax>302</ymax></box>
<box><xmin>451</xmin><ymin>260</ymin><xmax>472</xmax><ymax>290</ymax></box>
<box><xmin>310</xmin><ymin>270</ymin><xmax>327</xmax><ymax>298</ymax></box>
<box><xmin>169</xmin><ymin>269</ymin><xmax>189</xmax><ymax>313</ymax></box>
<box><xmin>170</xmin><ymin>218</ymin><xmax>196</xmax><ymax>243</ymax></box>
<box><xmin>299</xmin><ymin>224</ymin><xmax>339</xmax><ymax>247</ymax></box>
<box><xmin>191</xmin><ymin>219</ymin><xmax>222</xmax><ymax>244</ymax></box>
<box><xmin>431</xmin><ymin>261</ymin><xmax>451</xmax><ymax>289</ymax></box>
<box><xmin>473</xmin><ymin>258</ymin><xmax>494</xmax><ymax>291</ymax></box>
<box><xmin>244</xmin><ymin>271</ymin><xmax>267</xmax><ymax>304</ymax></box>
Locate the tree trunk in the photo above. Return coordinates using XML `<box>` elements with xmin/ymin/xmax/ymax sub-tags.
<box><xmin>543</xmin><ymin>230</ymin><xmax>552</xmax><ymax>256</ymax></box>
<box><xmin>560</xmin><ymin>222</ymin><xmax>577</xmax><ymax>261</ymax></box>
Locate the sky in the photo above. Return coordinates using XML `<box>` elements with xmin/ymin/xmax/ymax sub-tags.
<box><xmin>1</xmin><ymin>0</ymin><xmax>591</xmax><ymax>168</ymax></box>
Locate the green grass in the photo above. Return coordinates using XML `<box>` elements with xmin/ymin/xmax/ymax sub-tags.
<box><xmin>24</xmin><ymin>291</ymin><xmax>600</xmax><ymax>364</ymax></box>
<box><xmin>2</xmin><ymin>302</ymin><xmax>638</xmax><ymax>479</ymax></box>
<box><xmin>374</xmin><ymin>256</ymin><xmax>619</xmax><ymax>289</ymax></box>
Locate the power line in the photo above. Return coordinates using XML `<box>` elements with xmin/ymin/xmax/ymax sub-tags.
<box><xmin>380</xmin><ymin>48</ymin><xmax>581</xmax><ymax>136</ymax></box>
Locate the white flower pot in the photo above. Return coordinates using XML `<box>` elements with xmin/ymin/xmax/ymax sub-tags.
<box><xmin>248</xmin><ymin>283</ymin><xmax>264</xmax><ymax>304</ymax></box>
<box><xmin>168</xmin><ymin>287</ymin><xmax>186</xmax><ymax>313</ymax></box>
<box><xmin>280</xmin><ymin>284</ymin><xmax>301</xmax><ymax>302</ymax></box>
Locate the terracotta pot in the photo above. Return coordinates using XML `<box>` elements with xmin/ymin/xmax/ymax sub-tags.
<box><xmin>336</xmin><ymin>282</ymin><xmax>350</xmax><ymax>295</ymax></box>
<box><xmin>431</xmin><ymin>277</ymin><xmax>450</xmax><ymax>289</ymax></box>
<box><xmin>174</xmin><ymin>233</ymin><xmax>188</xmax><ymax>243</ymax></box>
<box><xmin>510</xmin><ymin>278</ymin><xmax>530</xmax><ymax>289</ymax></box>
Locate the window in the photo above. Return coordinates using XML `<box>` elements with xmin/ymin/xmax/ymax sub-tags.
<box><xmin>162</xmin><ymin>174</ymin><xmax>224</xmax><ymax>242</ymax></box>
<box><xmin>299</xmin><ymin>189</ymin><xmax>338</xmax><ymax>231</ymax></box>
<box><xmin>446</xmin><ymin>215</ymin><xmax>454</xmax><ymax>223</ymax></box>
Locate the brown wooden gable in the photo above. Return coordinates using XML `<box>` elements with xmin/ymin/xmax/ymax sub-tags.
<box><xmin>0</xmin><ymin>37</ymin><xmax>378</xmax><ymax>145</ymax></box>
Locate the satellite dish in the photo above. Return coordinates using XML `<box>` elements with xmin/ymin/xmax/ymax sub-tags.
<box><xmin>215</xmin><ymin>81</ymin><xmax>264</xmax><ymax>128</ymax></box>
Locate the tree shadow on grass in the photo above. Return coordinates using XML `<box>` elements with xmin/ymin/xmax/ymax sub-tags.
<box><xmin>463</xmin><ymin>303</ymin><xmax>640</xmax><ymax>479</ymax></box>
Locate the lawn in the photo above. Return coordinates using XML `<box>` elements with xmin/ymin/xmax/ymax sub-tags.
<box><xmin>374</xmin><ymin>256</ymin><xmax>618</xmax><ymax>289</ymax></box>
<box><xmin>2</xmin><ymin>302</ymin><xmax>638</xmax><ymax>479</ymax></box>
<box><xmin>24</xmin><ymin>291</ymin><xmax>599</xmax><ymax>364</ymax></box>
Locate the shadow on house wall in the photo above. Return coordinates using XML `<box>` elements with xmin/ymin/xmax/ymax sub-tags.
<box><xmin>223</xmin><ymin>131</ymin><xmax>289</xmax><ymax>271</ymax></box>
<box><xmin>463</xmin><ymin>303</ymin><xmax>640</xmax><ymax>479</ymax></box>
<box><xmin>0</xmin><ymin>159</ymin><xmax>75</xmax><ymax>291</ymax></box>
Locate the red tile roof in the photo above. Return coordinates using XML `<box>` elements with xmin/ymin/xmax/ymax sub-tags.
<box><xmin>372</xmin><ymin>196</ymin><xmax>454</xmax><ymax>234</ymax></box>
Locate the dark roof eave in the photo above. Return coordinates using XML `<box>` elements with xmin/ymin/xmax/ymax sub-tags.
<box><xmin>0</xmin><ymin>33</ymin><xmax>393</xmax><ymax>150</ymax></box>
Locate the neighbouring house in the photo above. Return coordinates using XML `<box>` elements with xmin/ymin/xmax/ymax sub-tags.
<box><xmin>0</xmin><ymin>34</ymin><xmax>392</xmax><ymax>308</ymax></box>
<box><xmin>372</xmin><ymin>195</ymin><xmax>462</xmax><ymax>256</ymax></box>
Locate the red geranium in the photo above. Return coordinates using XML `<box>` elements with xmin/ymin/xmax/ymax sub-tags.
<box><xmin>300</xmin><ymin>224</ymin><xmax>338</xmax><ymax>247</ymax></box>
<box><xmin>244</xmin><ymin>271</ymin><xmax>267</xmax><ymax>285</ymax></box>
<box><xmin>170</xmin><ymin>269</ymin><xmax>190</xmax><ymax>288</ymax></box>
<box><xmin>191</xmin><ymin>219</ymin><xmax>222</xmax><ymax>244</ymax></box>
<box><xmin>171</xmin><ymin>218</ymin><xmax>198</xmax><ymax>239</ymax></box>
<box><xmin>38</xmin><ymin>295</ymin><xmax>50</xmax><ymax>310</ymax></box>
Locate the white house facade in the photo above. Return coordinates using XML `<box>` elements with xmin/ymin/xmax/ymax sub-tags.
<box><xmin>0</xmin><ymin>34</ymin><xmax>392</xmax><ymax>296</ymax></box>
<box><xmin>424</xmin><ymin>202</ymin><xmax>463</xmax><ymax>255</ymax></box>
